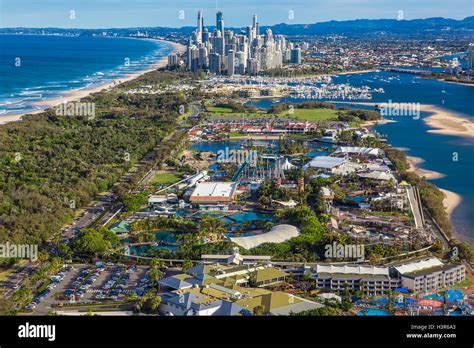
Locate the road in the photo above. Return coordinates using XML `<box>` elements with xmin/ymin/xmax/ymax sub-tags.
<box><xmin>1</xmin><ymin>262</ymin><xmax>38</xmax><ymax>299</ymax></box>
<box><xmin>406</xmin><ymin>186</ymin><xmax>424</xmax><ymax>229</ymax></box>
<box><xmin>60</xmin><ymin>102</ymin><xmax>202</xmax><ymax>242</ymax></box>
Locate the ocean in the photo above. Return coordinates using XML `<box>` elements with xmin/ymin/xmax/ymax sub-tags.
<box><xmin>248</xmin><ymin>71</ymin><xmax>474</xmax><ymax>242</ymax></box>
<box><xmin>0</xmin><ymin>34</ymin><xmax>174</xmax><ymax>115</ymax></box>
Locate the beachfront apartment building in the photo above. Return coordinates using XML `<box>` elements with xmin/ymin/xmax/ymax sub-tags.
<box><xmin>306</xmin><ymin>257</ymin><xmax>465</xmax><ymax>295</ymax></box>
<box><xmin>391</xmin><ymin>257</ymin><xmax>466</xmax><ymax>293</ymax></box>
<box><xmin>309</xmin><ymin>264</ymin><xmax>400</xmax><ymax>296</ymax></box>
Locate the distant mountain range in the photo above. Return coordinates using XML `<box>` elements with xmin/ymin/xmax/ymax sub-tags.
<box><xmin>266</xmin><ymin>16</ymin><xmax>474</xmax><ymax>36</ymax></box>
<box><xmin>1</xmin><ymin>17</ymin><xmax>473</xmax><ymax>37</ymax></box>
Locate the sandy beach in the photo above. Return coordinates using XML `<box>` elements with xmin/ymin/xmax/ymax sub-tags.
<box><xmin>0</xmin><ymin>39</ymin><xmax>186</xmax><ymax>125</ymax></box>
<box><xmin>421</xmin><ymin>105</ymin><xmax>474</xmax><ymax>139</ymax></box>
<box><xmin>440</xmin><ymin>189</ymin><xmax>462</xmax><ymax>217</ymax></box>
<box><xmin>406</xmin><ymin>155</ymin><xmax>446</xmax><ymax>180</ymax></box>
<box><xmin>361</xmin><ymin>119</ymin><xmax>397</xmax><ymax>127</ymax></box>
<box><xmin>435</xmin><ymin>79</ymin><xmax>474</xmax><ymax>87</ymax></box>
<box><xmin>333</xmin><ymin>101</ymin><xmax>474</xmax><ymax>140</ymax></box>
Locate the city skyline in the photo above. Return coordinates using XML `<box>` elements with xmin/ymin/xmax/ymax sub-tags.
<box><xmin>181</xmin><ymin>10</ymin><xmax>302</xmax><ymax>76</ymax></box>
<box><xmin>0</xmin><ymin>0</ymin><xmax>472</xmax><ymax>29</ymax></box>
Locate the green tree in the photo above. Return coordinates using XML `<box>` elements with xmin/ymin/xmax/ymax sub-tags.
<box><xmin>253</xmin><ymin>305</ymin><xmax>265</xmax><ymax>316</ymax></box>
<box><xmin>70</xmin><ymin>228</ymin><xmax>112</xmax><ymax>258</ymax></box>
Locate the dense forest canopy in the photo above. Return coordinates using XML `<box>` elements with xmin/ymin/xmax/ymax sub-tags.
<box><xmin>0</xmin><ymin>71</ymin><xmax>194</xmax><ymax>245</ymax></box>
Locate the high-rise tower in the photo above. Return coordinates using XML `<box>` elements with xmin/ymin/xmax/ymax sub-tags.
<box><xmin>196</xmin><ymin>10</ymin><xmax>203</xmax><ymax>43</ymax></box>
<box><xmin>216</xmin><ymin>11</ymin><xmax>224</xmax><ymax>34</ymax></box>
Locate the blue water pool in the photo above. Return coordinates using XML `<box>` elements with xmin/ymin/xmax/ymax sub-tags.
<box><xmin>358</xmin><ymin>308</ymin><xmax>392</xmax><ymax>316</ymax></box>
<box><xmin>344</xmin><ymin>195</ymin><xmax>371</xmax><ymax>204</ymax></box>
<box><xmin>191</xmin><ymin>211</ymin><xmax>273</xmax><ymax>225</ymax></box>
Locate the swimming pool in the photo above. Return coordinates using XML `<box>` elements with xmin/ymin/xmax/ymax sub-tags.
<box><xmin>344</xmin><ymin>195</ymin><xmax>371</xmax><ymax>204</ymax></box>
<box><xmin>358</xmin><ymin>308</ymin><xmax>392</xmax><ymax>316</ymax></box>
<box><xmin>191</xmin><ymin>211</ymin><xmax>274</xmax><ymax>225</ymax></box>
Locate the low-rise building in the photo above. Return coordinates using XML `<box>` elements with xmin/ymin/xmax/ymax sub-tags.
<box><xmin>158</xmin><ymin>262</ymin><xmax>320</xmax><ymax>316</ymax></box>
<box><xmin>189</xmin><ymin>181</ymin><xmax>237</xmax><ymax>205</ymax></box>
<box><xmin>390</xmin><ymin>257</ymin><xmax>466</xmax><ymax>293</ymax></box>
<box><xmin>303</xmin><ymin>156</ymin><xmax>347</xmax><ymax>173</ymax></box>
<box><xmin>310</xmin><ymin>264</ymin><xmax>400</xmax><ymax>295</ymax></box>
<box><xmin>201</xmin><ymin>252</ymin><xmax>271</xmax><ymax>265</ymax></box>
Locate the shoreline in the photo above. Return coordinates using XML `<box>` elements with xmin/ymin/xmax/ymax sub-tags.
<box><xmin>420</xmin><ymin>105</ymin><xmax>474</xmax><ymax>139</ymax></box>
<box><xmin>338</xmin><ymin>101</ymin><xmax>470</xmax><ymax>243</ymax></box>
<box><xmin>288</xmin><ymin>69</ymin><xmax>378</xmax><ymax>80</ymax></box>
<box><xmin>435</xmin><ymin>79</ymin><xmax>474</xmax><ymax>87</ymax></box>
<box><xmin>332</xmin><ymin>69</ymin><xmax>378</xmax><ymax>76</ymax></box>
<box><xmin>406</xmin><ymin>155</ymin><xmax>446</xmax><ymax>180</ymax></box>
<box><xmin>440</xmin><ymin>189</ymin><xmax>462</xmax><ymax>218</ymax></box>
<box><xmin>334</xmin><ymin>101</ymin><xmax>474</xmax><ymax>140</ymax></box>
<box><xmin>0</xmin><ymin>38</ymin><xmax>186</xmax><ymax>125</ymax></box>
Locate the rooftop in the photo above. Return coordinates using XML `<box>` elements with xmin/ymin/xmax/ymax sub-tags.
<box><xmin>190</xmin><ymin>181</ymin><xmax>237</xmax><ymax>202</ymax></box>
<box><xmin>304</xmin><ymin>156</ymin><xmax>346</xmax><ymax>170</ymax></box>
<box><xmin>402</xmin><ymin>263</ymin><xmax>464</xmax><ymax>278</ymax></box>
<box><xmin>314</xmin><ymin>264</ymin><xmax>389</xmax><ymax>276</ymax></box>
<box><xmin>334</xmin><ymin>146</ymin><xmax>383</xmax><ymax>157</ymax></box>
<box><xmin>392</xmin><ymin>257</ymin><xmax>444</xmax><ymax>275</ymax></box>
<box><xmin>230</xmin><ymin>224</ymin><xmax>300</xmax><ymax>250</ymax></box>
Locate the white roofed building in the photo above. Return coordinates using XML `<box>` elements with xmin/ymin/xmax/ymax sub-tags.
<box><xmin>334</xmin><ymin>146</ymin><xmax>384</xmax><ymax>158</ymax></box>
<box><xmin>358</xmin><ymin>171</ymin><xmax>395</xmax><ymax>182</ymax></box>
<box><xmin>303</xmin><ymin>156</ymin><xmax>347</xmax><ymax>173</ymax></box>
<box><xmin>390</xmin><ymin>257</ymin><xmax>466</xmax><ymax>293</ymax></box>
<box><xmin>310</xmin><ymin>264</ymin><xmax>400</xmax><ymax>295</ymax></box>
<box><xmin>190</xmin><ymin>182</ymin><xmax>237</xmax><ymax>205</ymax></box>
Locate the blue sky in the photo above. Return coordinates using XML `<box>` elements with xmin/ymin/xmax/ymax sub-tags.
<box><xmin>0</xmin><ymin>0</ymin><xmax>472</xmax><ymax>28</ymax></box>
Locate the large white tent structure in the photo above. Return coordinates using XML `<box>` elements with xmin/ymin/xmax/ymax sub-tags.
<box><xmin>230</xmin><ymin>224</ymin><xmax>300</xmax><ymax>250</ymax></box>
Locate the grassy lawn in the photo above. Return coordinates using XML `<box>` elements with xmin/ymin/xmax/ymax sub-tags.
<box><xmin>278</xmin><ymin>108</ymin><xmax>339</xmax><ymax>121</ymax></box>
<box><xmin>149</xmin><ymin>172</ymin><xmax>181</xmax><ymax>185</ymax></box>
<box><xmin>228</xmin><ymin>131</ymin><xmax>243</xmax><ymax>138</ymax></box>
<box><xmin>207</xmin><ymin>106</ymin><xmax>234</xmax><ymax>113</ymax></box>
<box><xmin>206</xmin><ymin>108</ymin><xmax>339</xmax><ymax>121</ymax></box>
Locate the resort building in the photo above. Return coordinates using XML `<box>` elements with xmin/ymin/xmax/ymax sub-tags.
<box><xmin>333</xmin><ymin>146</ymin><xmax>384</xmax><ymax>158</ymax></box>
<box><xmin>309</xmin><ymin>264</ymin><xmax>400</xmax><ymax>295</ymax></box>
<box><xmin>357</xmin><ymin>171</ymin><xmax>395</xmax><ymax>182</ymax></box>
<box><xmin>189</xmin><ymin>181</ymin><xmax>237</xmax><ymax>205</ymax></box>
<box><xmin>158</xmin><ymin>262</ymin><xmax>318</xmax><ymax>316</ymax></box>
<box><xmin>390</xmin><ymin>257</ymin><xmax>466</xmax><ymax>293</ymax></box>
<box><xmin>201</xmin><ymin>252</ymin><xmax>271</xmax><ymax>265</ymax></box>
<box><xmin>159</xmin><ymin>285</ymin><xmax>322</xmax><ymax>316</ymax></box>
<box><xmin>303</xmin><ymin>156</ymin><xmax>347</xmax><ymax>174</ymax></box>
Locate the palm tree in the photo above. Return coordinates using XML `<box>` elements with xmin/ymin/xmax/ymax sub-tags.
<box><xmin>149</xmin><ymin>268</ymin><xmax>162</xmax><ymax>287</ymax></box>
<box><xmin>198</xmin><ymin>216</ymin><xmax>226</xmax><ymax>241</ymax></box>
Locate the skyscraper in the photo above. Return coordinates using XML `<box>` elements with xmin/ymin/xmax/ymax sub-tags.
<box><xmin>196</xmin><ymin>10</ymin><xmax>203</xmax><ymax>44</ymax></box>
<box><xmin>227</xmin><ymin>50</ymin><xmax>235</xmax><ymax>76</ymax></box>
<box><xmin>291</xmin><ymin>47</ymin><xmax>302</xmax><ymax>64</ymax></box>
<box><xmin>209</xmin><ymin>53</ymin><xmax>222</xmax><ymax>74</ymax></box>
<box><xmin>185</xmin><ymin>10</ymin><xmax>298</xmax><ymax>76</ymax></box>
<box><xmin>213</xmin><ymin>34</ymin><xmax>225</xmax><ymax>56</ymax></box>
<box><xmin>216</xmin><ymin>11</ymin><xmax>224</xmax><ymax>34</ymax></box>
<box><xmin>468</xmin><ymin>43</ymin><xmax>474</xmax><ymax>69</ymax></box>
<box><xmin>252</xmin><ymin>14</ymin><xmax>259</xmax><ymax>36</ymax></box>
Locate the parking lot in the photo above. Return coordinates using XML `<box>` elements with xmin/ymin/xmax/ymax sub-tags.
<box><xmin>27</xmin><ymin>264</ymin><xmax>149</xmax><ymax>315</ymax></box>
<box><xmin>26</xmin><ymin>264</ymin><xmax>85</xmax><ymax>315</ymax></box>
